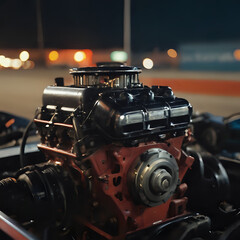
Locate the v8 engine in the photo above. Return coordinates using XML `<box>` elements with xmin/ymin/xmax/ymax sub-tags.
<box><xmin>0</xmin><ymin>64</ymin><xmax>203</xmax><ymax>240</ymax></box>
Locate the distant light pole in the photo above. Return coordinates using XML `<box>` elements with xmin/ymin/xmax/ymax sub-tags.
<box><xmin>124</xmin><ymin>0</ymin><xmax>131</xmax><ymax>65</ymax></box>
<box><xmin>36</xmin><ymin>0</ymin><xmax>45</xmax><ymax>66</ymax></box>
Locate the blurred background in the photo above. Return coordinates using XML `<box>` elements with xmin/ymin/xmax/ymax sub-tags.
<box><xmin>0</xmin><ymin>0</ymin><xmax>239</xmax><ymax>119</ymax></box>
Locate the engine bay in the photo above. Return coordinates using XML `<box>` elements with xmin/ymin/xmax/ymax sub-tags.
<box><xmin>0</xmin><ymin>63</ymin><xmax>240</xmax><ymax>240</ymax></box>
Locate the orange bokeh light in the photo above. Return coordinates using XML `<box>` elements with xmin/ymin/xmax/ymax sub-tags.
<box><xmin>49</xmin><ymin>51</ymin><xmax>59</xmax><ymax>61</ymax></box>
<box><xmin>234</xmin><ymin>49</ymin><xmax>240</xmax><ymax>61</ymax></box>
<box><xmin>167</xmin><ymin>49</ymin><xmax>178</xmax><ymax>58</ymax></box>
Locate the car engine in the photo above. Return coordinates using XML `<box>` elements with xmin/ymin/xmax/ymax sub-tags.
<box><xmin>2</xmin><ymin>63</ymin><xmax>239</xmax><ymax>240</ymax></box>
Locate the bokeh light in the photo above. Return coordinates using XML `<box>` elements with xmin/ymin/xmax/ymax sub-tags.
<box><xmin>0</xmin><ymin>55</ymin><xmax>5</xmax><ymax>66</ymax></box>
<box><xmin>143</xmin><ymin>58</ymin><xmax>154</xmax><ymax>69</ymax></box>
<box><xmin>23</xmin><ymin>60</ymin><xmax>35</xmax><ymax>69</ymax></box>
<box><xmin>49</xmin><ymin>51</ymin><xmax>59</xmax><ymax>61</ymax></box>
<box><xmin>1</xmin><ymin>58</ymin><xmax>11</xmax><ymax>68</ymax></box>
<box><xmin>74</xmin><ymin>51</ymin><xmax>86</xmax><ymax>62</ymax></box>
<box><xmin>110</xmin><ymin>51</ymin><xmax>128</xmax><ymax>62</ymax></box>
<box><xmin>167</xmin><ymin>49</ymin><xmax>178</xmax><ymax>58</ymax></box>
<box><xmin>11</xmin><ymin>59</ymin><xmax>22</xmax><ymax>69</ymax></box>
<box><xmin>233</xmin><ymin>49</ymin><xmax>240</xmax><ymax>61</ymax></box>
<box><xmin>19</xmin><ymin>51</ymin><xmax>30</xmax><ymax>61</ymax></box>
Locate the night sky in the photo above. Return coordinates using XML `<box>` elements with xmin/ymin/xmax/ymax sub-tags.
<box><xmin>0</xmin><ymin>0</ymin><xmax>240</xmax><ymax>52</ymax></box>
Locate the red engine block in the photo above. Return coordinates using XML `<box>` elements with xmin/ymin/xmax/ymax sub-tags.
<box><xmin>39</xmin><ymin>135</ymin><xmax>194</xmax><ymax>240</ymax></box>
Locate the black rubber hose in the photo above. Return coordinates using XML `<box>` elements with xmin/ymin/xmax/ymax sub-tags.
<box><xmin>19</xmin><ymin>120</ymin><xmax>35</xmax><ymax>168</ymax></box>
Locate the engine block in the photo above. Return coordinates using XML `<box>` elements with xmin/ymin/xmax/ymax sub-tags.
<box><xmin>0</xmin><ymin>64</ymin><xmax>196</xmax><ymax>240</ymax></box>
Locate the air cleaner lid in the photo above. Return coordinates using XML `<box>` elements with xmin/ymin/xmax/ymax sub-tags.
<box><xmin>70</xmin><ymin>62</ymin><xmax>141</xmax><ymax>76</ymax></box>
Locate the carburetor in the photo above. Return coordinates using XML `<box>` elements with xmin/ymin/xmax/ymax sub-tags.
<box><xmin>0</xmin><ymin>63</ymin><xmax>194</xmax><ymax>239</ymax></box>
